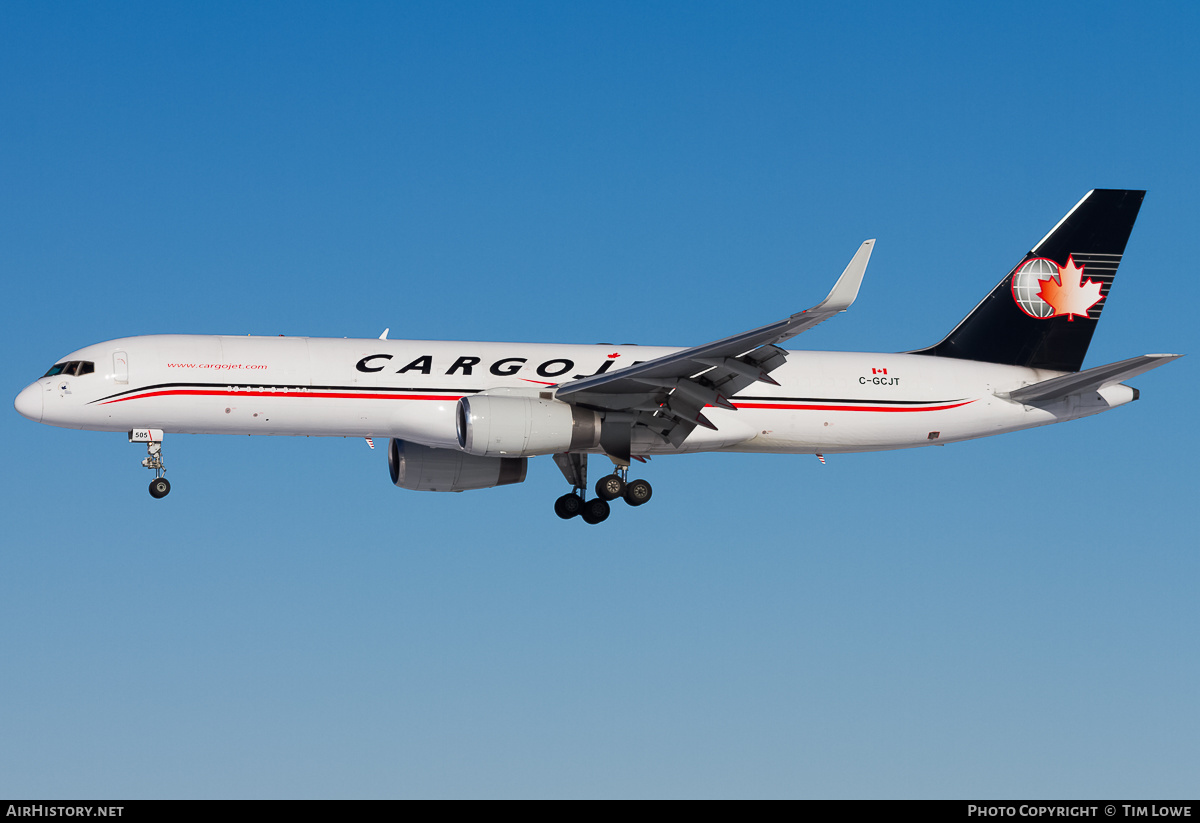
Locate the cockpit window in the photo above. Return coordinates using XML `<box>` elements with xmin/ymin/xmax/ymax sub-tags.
<box><xmin>42</xmin><ymin>360</ymin><xmax>94</xmax><ymax>377</ymax></box>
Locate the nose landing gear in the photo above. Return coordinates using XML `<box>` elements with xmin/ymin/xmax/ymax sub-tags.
<box><xmin>142</xmin><ymin>441</ymin><xmax>170</xmax><ymax>498</ymax></box>
<box><xmin>149</xmin><ymin>475</ymin><xmax>171</xmax><ymax>499</ymax></box>
<box><xmin>130</xmin><ymin>429</ymin><xmax>170</xmax><ymax>499</ymax></box>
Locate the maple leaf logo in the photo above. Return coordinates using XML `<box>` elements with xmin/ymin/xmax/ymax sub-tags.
<box><xmin>607</xmin><ymin>352</ymin><xmax>621</xmax><ymax>359</ymax></box>
<box><xmin>1036</xmin><ymin>255</ymin><xmax>1103</xmax><ymax>321</ymax></box>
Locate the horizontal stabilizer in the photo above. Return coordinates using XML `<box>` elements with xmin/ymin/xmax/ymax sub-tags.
<box><xmin>1004</xmin><ymin>354</ymin><xmax>1181</xmax><ymax>403</ymax></box>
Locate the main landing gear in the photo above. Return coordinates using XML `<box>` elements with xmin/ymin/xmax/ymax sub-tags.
<box><xmin>551</xmin><ymin>454</ymin><xmax>652</xmax><ymax>525</ymax></box>
<box><xmin>554</xmin><ymin>490</ymin><xmax>612</xmax><ymax>524</ymax></box>
<box><xmin>131</xmin><ymin>429</ymin><xmax>170</xmax><ymax>499</ymax></box>
<box><xmin>594</xmin><ymin>472</ymin><xmax>652</xmax><ymax>507</ymax></box>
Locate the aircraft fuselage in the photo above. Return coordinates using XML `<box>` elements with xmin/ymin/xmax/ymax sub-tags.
<box><xmin>15</xmin><ymin>333</ymin><xmax>1133</xmax><ymax>455</ymax></box>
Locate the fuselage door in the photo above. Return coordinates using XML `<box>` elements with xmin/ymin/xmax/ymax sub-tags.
<box><xmin>113</xmin><ymin>350</ymin><xmax>129</xmax><ymax>384</ymax></box>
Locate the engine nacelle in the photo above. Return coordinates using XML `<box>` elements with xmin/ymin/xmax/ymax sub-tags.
<box><xmin>388</xmin><ymin>438</ymin><xmax>526</xmax><ymax>492</ymax></box>
<box><xmin>456</xmin><ymin>394</ymin><xmax>601</xmax><ymax>457</ymax></box>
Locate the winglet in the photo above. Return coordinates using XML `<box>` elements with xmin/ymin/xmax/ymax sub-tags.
<box><xmin>810</xmin><ymin>239</ymin><xmax>875</xmax><ymax>314</ymax></box>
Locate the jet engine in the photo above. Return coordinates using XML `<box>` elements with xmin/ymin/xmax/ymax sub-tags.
<box><xmin>388</xmin><ymin>439</ymin><xmax>526</xmax><ymax>492</ymax></box>
<box><xmin>456</xmin><ymin>395</ymin><xmax>601</xmax><ymax>457</ymax></box>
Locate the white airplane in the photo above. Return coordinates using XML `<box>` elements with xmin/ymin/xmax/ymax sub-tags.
<box><xmin>14</xmin><ymin>189</ymin><xmax>1180</xmax><ymax>523</ymax></box>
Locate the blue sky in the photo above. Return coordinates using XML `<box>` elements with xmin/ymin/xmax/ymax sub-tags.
<box><xmin>2</xmin><ymin>1</ymin><xmax>1197</xmax><ymax>798</ymax></box>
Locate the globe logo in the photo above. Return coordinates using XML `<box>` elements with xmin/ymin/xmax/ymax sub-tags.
<box><xmin>1011</xmin><ymin>258</ymin><xmax>1059</xmax><ymax>318</ymax></box>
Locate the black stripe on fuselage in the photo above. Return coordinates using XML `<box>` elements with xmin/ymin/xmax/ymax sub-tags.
<box><xmin>89</xmin><ymin>382</ymin><xmax>482</xmax><ymax>404</ymax></box>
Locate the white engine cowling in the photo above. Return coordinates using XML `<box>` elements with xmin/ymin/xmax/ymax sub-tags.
<box><xmin>456</xmin><ymin>395</ymin><xmax>601</xmax><ymax>457</ymax></box>
<box><xmin>389</xmin><ymin>439</ymin><xmax>526</xmax><ymax>492</ymax></box>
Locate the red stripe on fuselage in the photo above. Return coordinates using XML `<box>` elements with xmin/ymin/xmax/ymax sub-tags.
<box><xmin>732</xmin><ymin>400</ymin><xmax>975</xmax><ymax>412</ymax></box>
<box><xmin>98</xmin><ymin>388</ymin><xmax>464</xmax><ymax>404</ymax></box>
<box><xmin>98</xmin><ymin>387</ymin><xmax>975</xmax><ymax>413</ymax></box>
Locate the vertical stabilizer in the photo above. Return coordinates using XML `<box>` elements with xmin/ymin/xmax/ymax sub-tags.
<box><xmin>912</xmin><ymin>189</ymin><xmax>1145</xmax><ymax>372</ymax></box>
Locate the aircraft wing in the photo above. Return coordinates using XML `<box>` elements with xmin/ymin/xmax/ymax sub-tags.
<box><xmin>554</xmin><ymin>240</ymin><xmax>875</xmax><ymax>453</ymax></box>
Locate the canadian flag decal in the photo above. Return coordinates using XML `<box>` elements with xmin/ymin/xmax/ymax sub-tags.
<box><xmin>872</xmin><ymin>368</ymin><xmax>887</xmax><ymax>375</ymax></box>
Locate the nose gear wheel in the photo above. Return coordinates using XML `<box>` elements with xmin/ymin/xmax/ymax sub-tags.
<box><xmin>138</xmin><ymin>438</ymin><xmax>171</xmax><ymax>498</ymax></box>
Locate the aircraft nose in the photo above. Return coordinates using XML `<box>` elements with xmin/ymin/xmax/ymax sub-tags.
<box><xmin>14</xmin><ymin>382</ymin><xmax>43</xmax><ymax>423</ymax></box>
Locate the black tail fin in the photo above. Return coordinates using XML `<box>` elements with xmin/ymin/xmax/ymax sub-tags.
<box><xmin>912</xmin><ymin>189</ymin><xmax>1145</xmax><ymax>372</ymax></box>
